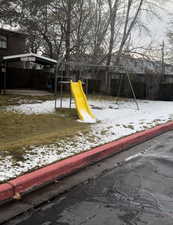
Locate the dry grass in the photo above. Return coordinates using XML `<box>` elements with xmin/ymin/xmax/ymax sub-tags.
<box><xmin>0</xmin><ymin>110</ymin><xmax>89</xmax><ymax>155</ymax></box>
<box><xmin>0</xmin><ymin>93</ymin><xmax>128</xmax><ymax>107</ymax></box>
<box><xmin>0</xmin><ymin>94</ymin><xmax>92</xmax><ymax>159</ymax></box>
<box><xmin>89</xmin><ymin>94</ymin><xmax>129</xmax><ymax>102</ymax></box>
<box><xmin>0</xmin><ymin>95</ymin><xmax>55</xmax><ymax>107</ymax></box>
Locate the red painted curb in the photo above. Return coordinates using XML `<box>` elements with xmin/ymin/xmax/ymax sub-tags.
<box><xmin>1</xmin><ymin>121</ymin><xmax>173</xmax><ymax>202</ymax></box>
<box><xmin>0</xmin><ymin>184</ymin><xmax>14</xmax><ymax>201</ymax></box>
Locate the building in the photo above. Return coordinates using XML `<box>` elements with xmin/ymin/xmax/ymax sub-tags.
<box><xmin>0</xmin><ymin>28</ymin><xmax>57</xmax><ymax>93</ymax></box>
<box><xmin>66</xmin><ymin>55</ymin><xmax>173</xmax><ymax>100</ymax></box>
<box><xmin>0</xmin><ymin>28</ymin><xmax>26</xmax><ymax>61</ymax></box>
<box><xmin>0</xmin><ymin>28</ymin><xmax>27</xmax><ymax>93</ymax></box>
<box><xmin>114</xmin><ymin>55</ymin><xmax>173</xmax><ymax>75</ymax></box>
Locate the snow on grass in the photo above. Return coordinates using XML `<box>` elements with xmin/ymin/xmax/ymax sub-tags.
<box><xmin>7</xmin><ymin>100</ymin><xmax>56</xmax><ymax>115</ymax></box>
<box><xmin>79</xmin><ymin>110</ymin><xmax>96</xmax><ymax>123</ymax></box>
<box><xmin>1</xmin><ymin>98</ymin><xmax>173</xmax><ymax>182</ymax></box>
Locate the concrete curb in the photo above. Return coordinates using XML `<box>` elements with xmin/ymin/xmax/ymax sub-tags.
<box><xmin>1</xmin><ymin>121</ymin><xmax>173</xmax><ymax>202</ymax></box>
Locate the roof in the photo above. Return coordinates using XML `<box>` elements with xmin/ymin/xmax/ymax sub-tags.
<box><xmin>0</xmin><ymin>27</ymin><xmax>27</xmax><ymax>37</ymax></box>
<box><xmin>111</xmin><ymin>55</ymin><xmax>173</xmax><ymax>75</ymax></box>
<box><xmin>3</xmin><ymin>53</ymin><xmax>57</xmax><ymax>65</ymax></box>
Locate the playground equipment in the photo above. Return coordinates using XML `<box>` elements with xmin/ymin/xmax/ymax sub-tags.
<box><xmin>70</xmin><ymin>80</ymin><xmax>95</xmax><ymax>122</ymax></box>
<box><xmin>54</xmin><ymin>54</ymin><xmax>96</xmax><ymax>122</ymax></box>
<box><xmin>54</xmin><ymin>79</ymin><xmax>96</xmax><ymax>122</ymax></box>
<box><xmin>54</xmin><ymin>59</ymin><xmax>139</xmax><ymax>122</ymax></box>
<box><xmin>55</xmin><ymin>61</ymin><xmax>139</xmax><ymax>111</ymax></box>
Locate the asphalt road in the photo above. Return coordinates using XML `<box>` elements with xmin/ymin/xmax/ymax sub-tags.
<box><xmin>4</xmin><ymin>131</ymin><xmax>173</xmax><ymax>225</ymax></box>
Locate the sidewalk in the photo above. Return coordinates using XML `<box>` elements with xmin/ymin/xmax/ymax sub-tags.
<box><xmin>1</xmin><ymin>121</ymin><xmax>173</xmax><ymax>203</ymax></box>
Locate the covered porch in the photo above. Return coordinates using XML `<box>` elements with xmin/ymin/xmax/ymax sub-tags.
<box><xmin>0</xmin><ymin>53</ymin><xmax>57</xmax><ymax>94</ymax></box>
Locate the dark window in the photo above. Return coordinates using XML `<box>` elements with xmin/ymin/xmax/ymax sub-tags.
<box><xmin>0</xmin><ymin>35</ymin><xmax>7</xmax><ymax>48</ymax></box>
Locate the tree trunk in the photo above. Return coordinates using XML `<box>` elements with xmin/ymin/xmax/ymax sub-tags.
<box><xmin>65</xmin><ymin>0</ymin><xmax>72</xmax><ymax>77</ymax></box>
<box><xmin>116</xmin><ymin>0</ymin><xmax>144</xmax><ymax>65</ymax></box>
<box><xmin>106</xmin><ymin>0</ymin><xmax>119</xmax><ymax>67</ymax></box>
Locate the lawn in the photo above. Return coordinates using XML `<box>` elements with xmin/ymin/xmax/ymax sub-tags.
<box><xmin>0</xmin><ymin>110</ymin><xmax>89</xmax><ymax>155</ymax></box>
<box><xmin>0</xmin><ymin>94</ymin><xmax>55</xmax><ymax>106</ymax></box>
<box><xmin>1</xmin><ymin>94</ymin><xmax>173</xmax><ymax>182</ymax></box>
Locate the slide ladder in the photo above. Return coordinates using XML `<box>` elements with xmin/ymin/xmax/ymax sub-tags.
<box><xmin>70</xmin><ymin>80</ymin><xmax>96</xmax><ymax>123</ymax></box>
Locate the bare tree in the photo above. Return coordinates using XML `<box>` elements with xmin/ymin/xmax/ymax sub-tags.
<box><xmin>106</xmin><ymin>0</ymin><xmax>120</xmax><ymax>66</ymax></box>
<box><xmin>115</xmin><ymin>0</ymin><xmax>144</xmax><ymax>64</ymax></box>
<box><xmin>1</xmin><ymin>0</ymin><xmax>168</xmax><ymax>71</ymax></box>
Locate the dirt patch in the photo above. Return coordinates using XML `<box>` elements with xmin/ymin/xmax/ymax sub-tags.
<box><xmin>55</xmin><ymin>108</ymin><xmax>78</xmax><ymax>119</ymax></box>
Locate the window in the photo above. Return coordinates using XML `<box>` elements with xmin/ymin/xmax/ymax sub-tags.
<box><xmin>0</xmin><ymin>35</ymin><xmax>7</xmax><ymax>48</ymax></box>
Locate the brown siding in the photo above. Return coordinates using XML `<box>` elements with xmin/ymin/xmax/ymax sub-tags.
<box><xmin>0</xmin><ymin>29</ymin><xmax>26</xmax><ymax>60</ymax></box>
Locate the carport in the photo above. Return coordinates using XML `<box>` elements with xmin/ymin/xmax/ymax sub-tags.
<box><xmin>1</xmin><ymin>53</ymin><xmax>57</xmax><ymax>94</ymax></box>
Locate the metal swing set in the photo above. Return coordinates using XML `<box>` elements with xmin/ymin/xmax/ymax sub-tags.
<box><xmin>54</xmin><ymin>57</ymin><xmax>139</xmax><ymax>113</ymax></box>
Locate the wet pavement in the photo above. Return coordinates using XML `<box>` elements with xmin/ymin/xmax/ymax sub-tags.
<box><xmin>5</xmin><ymin>131</ymin><xmax>173</xmax><ymax>225</ymax></box>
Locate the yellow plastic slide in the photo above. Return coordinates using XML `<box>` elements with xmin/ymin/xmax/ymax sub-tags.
<box><xmin>70</xmin><ymin>80</ymin><xmax>96</xmax><ymax>123</ymax></box>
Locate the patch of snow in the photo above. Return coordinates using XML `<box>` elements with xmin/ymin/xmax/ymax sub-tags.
<box><xmin>125</xmin><ymin>153</ymin><xmax>142</xmax><ymax>162</ymax></box>
<box><xmin>79</xmin><ymin>110</ymin><xmax>96</xmax><ymax>123</ymax></box>
<box><xmin>7</xmin><ymin>100</ymin><xmax>56</xmax><ymax>114</ymax></box>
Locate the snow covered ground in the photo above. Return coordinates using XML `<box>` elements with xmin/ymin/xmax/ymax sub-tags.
<box><xmin>1</xmin><ymin>98</ymin><xmax>173</xmax><ymax>182</ymax></box>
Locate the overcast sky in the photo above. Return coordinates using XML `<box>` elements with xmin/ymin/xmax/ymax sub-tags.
<box><xmin>2</xmin><ymin>1</ymin><xmax>173</xmax><ymax>52</ymax></box>
<box><xmin>144</xmin><ymin>1</ymin><xmax>173</xmax><ymax>46</ymax></box>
